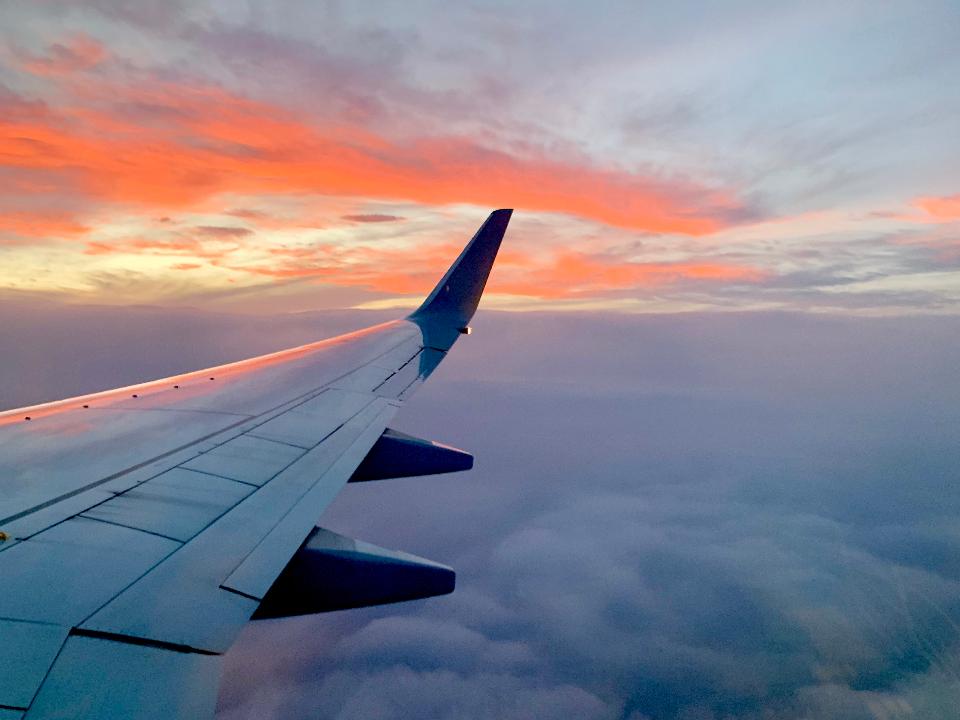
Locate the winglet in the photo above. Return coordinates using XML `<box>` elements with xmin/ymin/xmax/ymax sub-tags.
<box><xmin>408</xmin><ymin>209</ymin><xmax>512</xmax><ymax>348</ymax></box>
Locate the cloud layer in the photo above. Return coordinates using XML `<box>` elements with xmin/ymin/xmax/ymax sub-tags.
<box><xmin>214</xmin><ymin>310</ymin><xmax>960</xmax><ymax>720</ymax></box>
<box><xmin>4</xmin><ymin>304</ymin><xmax>959</xmax><ymax>718</ymax></box>
<box><xmin>0</xmin><ymin>76</ymin><xmax>742</xmax><ymax>234</ymax></box>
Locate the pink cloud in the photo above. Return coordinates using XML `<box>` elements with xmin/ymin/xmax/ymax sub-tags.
<box><xmin>915</xmin><ymin>194</ymin><xmax>960</xmax><ymax>221</ymax></box>
<box><xmin>0</xmin><ymin>73</ymin><xmax>751</xmax><ymax>241</ymax></box>
<box><xmin>18</xmin><ymin>34</ymin><xmax>107</xmax><ymax>76</ymax></box>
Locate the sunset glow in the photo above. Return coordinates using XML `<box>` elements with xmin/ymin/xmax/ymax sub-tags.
<box><xmin>1</xmin><ymin>5</ymin><xmax>958</xmax><ymax>313</ymax></box>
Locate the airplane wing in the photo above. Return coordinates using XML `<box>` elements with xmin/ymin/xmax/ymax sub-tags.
<box><xmin>0</xmin><ymin>209</ymin><xmax>513</xmax><ymax>720</ymax></box>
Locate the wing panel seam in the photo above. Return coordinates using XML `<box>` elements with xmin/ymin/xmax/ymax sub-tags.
<box><xmin>70</xmin><ymin>628</ymin><xmax>219</xmax><ymax>656</ymax></box>
<box><xmin>220</xmin><ymin>401</ymin><xmax>396</xmax><ymax>599</ymax></box>
<box><xmin>76</xmin><ymin>515</ymin><xmax>185</xmax><ymax>544</ymax></box>
<box><xmin>214</xmin><ymin>404</ymin><xmax>380</xmax><ymax>584</ymax></box>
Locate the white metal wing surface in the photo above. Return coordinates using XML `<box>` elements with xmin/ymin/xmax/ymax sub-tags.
<box><xmin>0</xmin><ymin>209</ymin><xmax>512</xmax><ymax>719</ymax></box>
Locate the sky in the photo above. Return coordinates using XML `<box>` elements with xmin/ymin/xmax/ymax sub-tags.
<box><xmin>1</xmin><ymin>0</ymin><xmax>958</xmax><ymax>314</ymax></box>
<box><xmin>3</xmin><ymin>2</ymin><xmax>960</xmax><ymax>719</ymax></box>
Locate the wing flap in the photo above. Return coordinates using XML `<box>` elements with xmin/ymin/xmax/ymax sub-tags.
<box><xmin>25</xmin><ymin>634</ymin><xmax>222</xmax><ymax>720</ymax></box>
<box><xmin>0</xmin><ymin>620</ymin><xmax>69</xmax><ymax>710</ymax></box>
<box><xmin>0</xmin><ymin>518</ymin><xmax>178</xmax><ymax>626</ymax></box>
<box><xmin>221</xmin><ymin>401</ymin><xmax>396</xmax><ymax>600</ymax></box>
<box><xmin>80</xmin><ymin>399</ymin><xmax>395</xmax><ymax>653</ymax></box>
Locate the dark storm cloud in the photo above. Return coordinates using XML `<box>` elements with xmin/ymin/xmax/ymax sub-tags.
<box><xmin>4</xmin><ymin>308</ymin><xmax>960</xmax><ymax>719</ymax></box>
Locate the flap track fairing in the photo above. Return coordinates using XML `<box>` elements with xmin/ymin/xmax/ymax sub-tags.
<box><xmin>252</xmin><ymin>527</ymin><xmax>455</xmax><ymax>619</ymax></box>
<box><xmin>348</xmin><ymin>428</ymin><xmax>473</xmax><ymax>483</ymax></box>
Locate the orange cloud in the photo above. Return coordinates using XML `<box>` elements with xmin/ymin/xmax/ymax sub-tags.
<box><xmin>0</xmin><ymin>212</ymin><xmax>88</xmax><ymax>239</ymax></box>
<box><xmin>83</xmin><ymin>235</ymin><xmax>246</xmax><ymax>258</ymax></box>
<box><xmin>224</xmin><ymin>242</ymin><xmax>464</xmax><ymax>292</ymax></box>
<box><xmin>488</xmin><ymin>251</ymin><xmax>766</xmax><ymax>299</ymax></box>
<box><xmin>18</xmin><ymin>34</ymin><xmax>107</xmax><ymax>76</ymax></box>
<box><xmin>915</xmin><ymin>194</ymin><xmax>960</xmax><ymax>221</ymax></box>
<box><xmin>223</xmin><ymin>243</ymin><xmax>765</xmax><ymax>299</ymax></box>
<box><xmin>0</xmin><ymin>77</ymin><xmax>748</xmax><ymax>239</ymax></box>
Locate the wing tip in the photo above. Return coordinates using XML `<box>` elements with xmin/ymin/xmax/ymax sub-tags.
<box><xmin>407</xmin><ymin>208</ymin><xmax>513</xmax><ymax>348</ymax></box>
<box><xmin>410</xmin><ymin>208</ymin><xmax>513</xmax><ymax>321</ymax></box>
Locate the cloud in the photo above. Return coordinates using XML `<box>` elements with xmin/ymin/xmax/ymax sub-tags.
<box><xmin>222</xmin><ymin>208</ymin><xmax>329</xmax><ymax>232</ymax></box>
<box><xmin>915</xmin><ymin>194</ymin><xmax>960</xmax><ymax>221</ymax></box>
<box><xmin>16</xmin><ymin>34</ymin><xmax>107</xmax><ymax>76</ymax></box>
<box><xmin>341</xmin><ymin>214</ymin><xmax>405</xmax><ymax>223</ymax></box>
<box><xmin>0</xmin><ymin>66</ymin><xmax>750</xmax><ymax>241</ymax></box>
<box><xmin>222</xmin><ymin>242</ymin><xmax>766</xmax><ymax>300</ymax></box>
<box><xmin>1</xmin><ymin>2</ymin><xmax>958</xmax><ymax>315</ymax></box>
<box><xmin>3</xmin><ymin>305</ymin><xmax>960</xmax><ymax>718</ymax></box>
<box><xmin>212</xmin><ymin>310</ymin><xmax>960</xmax><ymax>720</ymax></box>
<box><xmin>0</xmin><ymin>211</ymin><xmax>89</xmax><ymax>240</ymax></box>
<box><xmin>194</xmin><ymin>225</ymin><xmax>253</xmax><ymax>238</ymax></box>
<box><xmin>489</xmin><ymin>250</ymin><xmax>767</xmax><ymax>299</ymax></box>
<box><xmin>219</xmin><ymin>666</ymin><xmax>615</xmax><ymax>720</ymax></box>
<box><xmin>83</xmin><ymin>235</ymin><xmax>246</xmax><ymax>259</ymax></box>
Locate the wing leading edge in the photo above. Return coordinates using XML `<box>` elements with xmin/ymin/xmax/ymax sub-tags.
<box><xmin>0</xmin><ymin>209</ymin><xmax>513</xmax><ymax>719</ymax></box>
